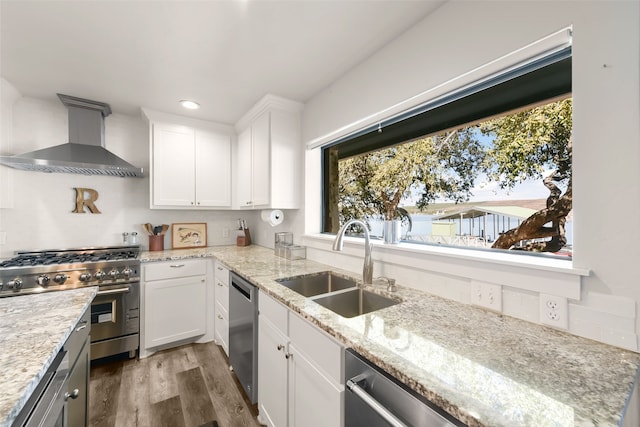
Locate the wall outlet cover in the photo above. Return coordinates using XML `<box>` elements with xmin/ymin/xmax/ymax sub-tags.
<box><xmin>470</xmin><ymin>280</ymin><xmax>502</xmax><ymax>312</ymax></box>
<box><xmin>539</xmin><ymin>293</ymin><xmax>569</xmax><ymax>329</ymax></box>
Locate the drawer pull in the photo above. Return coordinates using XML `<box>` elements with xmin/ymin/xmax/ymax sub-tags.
<box><xmin>64</xmin><ymin>389</ymin><xmax>80</xmax><ymax>401</ymax></box>
<box><xmin>217</xmin><ymin>266</ymin><xmax>224</xmax><ymax>271</ymax></box>
<box><xmin>170</xmin><ymin>264</ymin><xmax>185</xmax><ymax>268</ymax></box>
<box><xmin>277</xmin><ymin>344</ymin><xmax>284</xmax><ymax>351</ymax></box>
<box><xmin>217</xmin><ymin>282</ymin><xmax>223</xmax><ymax>287</ymax></box>
<box><xmin>75</xmin><ymin>324</ymin><xmax>87</xmax><ymax>332</ymax></box>
<box><xmin>217</xmin><ymin>314</ymin><xmax>223</xmax><ymax>320</ymax></box>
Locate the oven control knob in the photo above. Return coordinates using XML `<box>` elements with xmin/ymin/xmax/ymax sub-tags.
<box><xmin>108</xmin><ymin>269</ymin><xmax>120</xmax><ymax>279</ymax></box>
<box><xmin>94</xmin><ymin>271</ymin><xmax>106</xmax><ymax>280</ymax></box>
<box><xmin>36</xmin><ymin>275</ymin><xmax>51</xmax><ymax>286</ymax></box>
<box><xmin>7</xmin><ymin>279</ymin><xmax>23</xmax><ymax>289</ymax></box>
<box><xmin>122</xmin><ymin>267</ymin><xmax>133</xmax><ymax>279</ymax></box>
<box><xmin>54</xmin><ymin>274</ymin><xmax>68</xmax><ymax>284</ymax></box>
<box><xmin>79</xmin><ymin>273</ymin><xmax>92</xmax><ymax>282</ymax></box>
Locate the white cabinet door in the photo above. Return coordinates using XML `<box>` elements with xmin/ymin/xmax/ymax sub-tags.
<box><xmin>152</xmin><ymin>123</ymin><xmax>195</xmax><ymax>206</ymax></box>
<box><xmin>195</xmin><ymin>130</ymin><xmax>231</xmax><ymax>207</ymax></box>
<box><xmin>145</xmin><ymin>275</ymin><xmax>207</xmax><ymax>348</ymax></box>
<box><xmin>258</xmin><ymin>316</ymin><xmax>289</xmax><ymax>427</ymax></box>
<box><xmin>250</xmin><ymin>111</ymin><xmax>270</xmax><ymax>207</ymax></box>
<box><xmin>237</xmin><ymin>127</ymin><xmax>253</xmax><ymax>207</ymax></box>
<box><xmin>289</xmin><ymin>343</ymin><xmax>344</xmax><ymax>427</ymax></box>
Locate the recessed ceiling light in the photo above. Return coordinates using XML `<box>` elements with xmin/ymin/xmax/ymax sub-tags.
<box><xmin>180</xmin><ymin>100</ymin><xmax>200</xmax><ymax>110</ymax></box>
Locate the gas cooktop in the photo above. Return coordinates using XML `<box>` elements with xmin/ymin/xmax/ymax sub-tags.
<box><xmin>0</xmin><ymin>245</ymin><xmax>140</xmax><ymax>297</ymax></box>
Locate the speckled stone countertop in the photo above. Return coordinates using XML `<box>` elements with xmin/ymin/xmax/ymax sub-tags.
<box><xmin>0</xmin><ymin>287</ymin><xmax>97</xmax><ymax>427</ymax></box>
<box><xmin>141</xmin><ymin>246</ymin><xmax>640</xmax><ymax>427</ymax></box>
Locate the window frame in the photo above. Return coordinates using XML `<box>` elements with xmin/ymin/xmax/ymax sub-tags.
<box><xmin>321</xmin><ymin>47</ymin><xmax>573</xmax><ymax>258</ymax></box>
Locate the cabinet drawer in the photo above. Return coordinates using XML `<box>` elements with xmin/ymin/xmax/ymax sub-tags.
<box><xmin>64</xmin><ymin>307</ymin><xmax>90</xmax><ymax>367</ymax></box>
<box><xmin>215</xmin><ymin>279</ymin><xmax>229</xmax><ymax>311</ymax></box>
<box><xmin>144</xmin><ymin>259</ymin><xmax>207</xmax><ymax>281</ymax></box>
<box><xmin>259</xmin><ymin>291</ymin><xmax>288</xmax><ymax>334</ymax></box>
<box><xmin>215</xmin><ymin>261</ymin><xmax>229</xmax><ymax>284</ymax></box>
<box><xmin>289</xmin><ymin>313</ymin><xmax>344</xmax><ymax>385</ymax></box>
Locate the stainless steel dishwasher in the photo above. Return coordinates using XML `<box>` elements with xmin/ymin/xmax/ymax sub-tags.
<box><xmin>345</xmin><ymin>349</ymin><xmax>465</xmax><ymax>427</ymax></box>
<box><xmin>229</xmin><ymin>272</ymin><xmax>259</xmax><ymax>404</ymax></box>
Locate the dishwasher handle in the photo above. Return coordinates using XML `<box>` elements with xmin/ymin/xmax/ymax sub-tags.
<box><xmin>232</xmin><ymin>280</ymin><xmax>253</xmax><ymax>301</ymax></box>
<box><xmin>347</xmin><ymin>376</ymin><xmax>409</xmax><ymax>427</ymax></box>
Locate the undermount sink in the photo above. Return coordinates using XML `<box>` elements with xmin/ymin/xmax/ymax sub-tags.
<box><xmin>275</xmin><ymin>271</ymin><xmax>358</xmax><ymax>297</ymax></box>
<box><xmin>312</xmin><ymin>288</ymin><xmax>400</xmax><ymax>318</ymax></box>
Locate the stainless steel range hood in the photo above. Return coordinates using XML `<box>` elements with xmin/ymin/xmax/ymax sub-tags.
<box><xmin>0</xmin><ymin>94</ymin><xmax>144</xmax><ymax>177</ymax></box>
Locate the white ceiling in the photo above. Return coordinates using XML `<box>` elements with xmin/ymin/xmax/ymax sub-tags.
<box><xmin>1</xmin><ymin>0</ymin><xmax>445</xmax><ymax>125</ymax></box>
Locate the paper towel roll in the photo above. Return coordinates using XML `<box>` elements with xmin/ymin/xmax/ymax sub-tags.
<box><xmin>261</xmin><ymin>209</ymin><xmax>284</xmax><ymax>227</ymax></box>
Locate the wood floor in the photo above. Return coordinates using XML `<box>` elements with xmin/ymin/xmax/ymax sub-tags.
<box><xmin>89</xmin><ymin>342</ymin><xmax>263</xmax><ymax>427</ymax></box>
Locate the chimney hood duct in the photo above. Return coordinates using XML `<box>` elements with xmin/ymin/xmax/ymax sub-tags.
<box><xmin>0</xmin><ymin>94</ymin><xmax>144</xmax><ymax>177</ymax></box>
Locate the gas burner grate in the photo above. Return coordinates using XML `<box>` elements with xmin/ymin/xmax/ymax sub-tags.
<box><xmin>0</xmin><ymin>246</ymin><xmax>139</xmax><ymax>268</ymax></box>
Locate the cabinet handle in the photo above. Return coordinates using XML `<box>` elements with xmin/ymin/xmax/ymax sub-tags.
<box><xmin>217</xmin><ymin>314</ymin><xmax>223</xmax><ymax>320</ymax></box>
<box><xmin>217</xmin><ymin>266</ymin><xmax>223</xmax><ymax>271</ymax></box>
<box><xmin>285</xmin><ymin>353</ymin><xmax>292</xmax><ymax>359</ymax></box>
<box><xmin>217</xmin><ymin>282</ymin><xmax>223</xmax><ymax>287</ymax></box>
<box><xmin>246</xmin><ymin>201</ymin><xmax>252</xmax><ymax>205</ymax></box>
<box><xmin>191</xmin><ymin>201</ymin><xmax>194</xmax><ymax>205</ymax></box>
<box><xmin>277</xmin><ymin>344</ymin><xmax>284</xmax><ymax>351</ymax></box>
<box><xmin>64</xmin><ymin>389</ymin><xmax>80</xmax><ymax>401</ymax></box>
<box><xmin>170</xmin><ymin>264</ymin><xmax>185</xmax><ymax>268</ymax></box>
<box><xmin>75</xmin><ymin>324</ymin><xmax>87</xmax><ymax>332</ymax></box>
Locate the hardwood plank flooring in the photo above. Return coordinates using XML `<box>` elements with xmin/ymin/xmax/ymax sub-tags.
<box><xmin>89</xmin><ymin>342</ymin><xmax>262</xmax><ymax>427</ymax></box>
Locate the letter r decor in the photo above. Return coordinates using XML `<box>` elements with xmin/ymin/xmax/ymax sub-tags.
<box><xmin>73</xmin><ymin>187</ymin><xmax>101</xmax><ymax>214</ymax></box>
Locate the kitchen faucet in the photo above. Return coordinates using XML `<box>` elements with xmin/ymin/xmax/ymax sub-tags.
<box><xmin>332</xmin><ymin>219</ymin><xmax>373</xmax><ymax>285</ymax></box>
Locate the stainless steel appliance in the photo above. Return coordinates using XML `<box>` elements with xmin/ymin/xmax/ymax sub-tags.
<box><xmin>0</xmin><ymin>94</ymin><xmax>144</xmax><ymax>177</ymax></box>
<box><xmin>229</xmin><ymin>272</ymin><xmax>258</xmax><ymax>404</ymax></box>
<box><xmin>12</xmin><ymin>349</ymin><xmax>69</xmax><ymax>427</ymax></box>
<box><xmin>0</xmin><ymin>245</ymin><xmax>140</xmax><ymax>360</ymax></box>
<box><xmin>345</xmin><ymin>349</ymin><xmax>464</xmax><ymax>427</ymax></box>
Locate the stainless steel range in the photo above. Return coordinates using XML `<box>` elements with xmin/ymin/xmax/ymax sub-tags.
<box><xmin>0</xmin><ymin>245</ymin><xmax>140</xmax><ymax>360</ymax></box>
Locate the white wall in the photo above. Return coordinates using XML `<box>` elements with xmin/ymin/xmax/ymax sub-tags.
<box><xmin>0</xmin><ymin>93</ymin><xmax>261</xmax><ymax>257</ymax></box>
<box><xmin>301</xmin><ymin>1</ymin><xmax>640</xmax><ymax>351</ymax></box>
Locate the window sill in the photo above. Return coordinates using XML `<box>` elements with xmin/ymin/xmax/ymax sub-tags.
<box><xmin>303</xmin><ymin>233</ymin><xmax>587</xmax><ymax>299</ymax></box>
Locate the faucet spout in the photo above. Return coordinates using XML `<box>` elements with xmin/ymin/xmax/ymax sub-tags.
<box><xmin>332</xmin><ymin>219</ymin><xmax>373</xmax><ymax>285</ymax></box>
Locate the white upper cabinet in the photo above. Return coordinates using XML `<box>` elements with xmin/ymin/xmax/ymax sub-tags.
<box><xmin>143</xmin><ymin>108</ymin><xmax>233</xmax><ymax>209</ymax></box>
<box><xmin>234</xmin><ymin>95</ymin><xmax>303</xmax><ymax>209</ymax></box>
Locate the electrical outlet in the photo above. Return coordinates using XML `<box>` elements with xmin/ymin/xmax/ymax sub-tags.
<box><xmin>539</xmin><ymin>293</ymin><xmax>568</xmax><ymax>329</ymax></box>
<box><xmin>470</xmin><ymin>281</ymin><xmax>502</xmax><ymax>312</ymax></box>
<box><xmin>0</xmin><ymin>231</ymin><xmax>6</xmax><ymax>245</ymax></box>
<box><xmin>222</xmin><ymin>227</ymin><xmax>229</xmax><ymax>238</ymax></box>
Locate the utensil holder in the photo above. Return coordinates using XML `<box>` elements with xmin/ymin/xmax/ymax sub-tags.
<box><xmin>149</xmin><ymin>235</ymin><xmax>164</xmax><ymax>251</ymax></box>
<box><xmin>237</xmin><ymin>228</ymin><xmax>251</xmax><ymax>247</ymax></box>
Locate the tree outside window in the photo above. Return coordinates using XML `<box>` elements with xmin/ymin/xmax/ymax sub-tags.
<box><xmin>329</xmin><ymin>97</ymin><xmax>573</xmax><ymax>257</ymax></box>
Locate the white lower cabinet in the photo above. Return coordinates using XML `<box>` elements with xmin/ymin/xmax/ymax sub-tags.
<box><xmin>141</xmin><ymin>259</ymin><xmax>212</xmax><ymax>357</ymax></box>
<box><xmin>258</xmin><ymin>291</ymin><xmax>344</xmax><ymax>427</ymax></box>
<box><xmin>145</xmin><ymin>275</ymin><xmax>206</xmax><ymax>348</ymax></box>
<box><xmin>288</xmin><ymin>343</ymin><xmax>343</xmax><ymax>427</ymax></box>
<box><xmin>259</xmin><ymin>314</ymin><xmax>289</xmax><ymax>427</ymax></box>
<box><xmin>214</xmin><ymin>261</ymin><xmax>230</xmax><ymax>356</ymax></box>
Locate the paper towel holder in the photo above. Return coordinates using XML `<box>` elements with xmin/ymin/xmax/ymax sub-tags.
<box><xmin>261</xmin><ymin>209</ymin><xmax>284</xmax><ymax>227</ymax></box>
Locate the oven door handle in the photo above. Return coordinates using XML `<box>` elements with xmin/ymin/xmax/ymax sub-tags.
<box><xmin>97</xmin><ymin>286</ymin><xmax>130</xmax><ymax>296</ymax></box>
<box><xmin>346</xmin><ymin>376</ymin><xmax>409</xmax><ymax>427</ymax></box>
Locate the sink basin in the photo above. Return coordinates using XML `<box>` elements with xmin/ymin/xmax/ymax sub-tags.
<box><xmin>312</xmin><ymin>288</ymin><xmax>400</xmax><ymax>318</ymax></box>
<box><xmin>275</xmin><ymin>271</ymin><xmax>358</xmax><ymax>297</ymax></box>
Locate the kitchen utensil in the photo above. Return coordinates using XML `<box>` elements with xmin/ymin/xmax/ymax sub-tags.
<box><xmin>160</xmin><ymin>224</ymin><xmax>169</xmax><ymax>235</ymax></box>
<box><xmin>144</xmin><ymin>223</ymin><xmax>154</xmax><ymax>235</ymax></box>
<box><xmin>153</xmin><ymin>225</ymin><xmax>162</xmax><ymax>235</ymax></box>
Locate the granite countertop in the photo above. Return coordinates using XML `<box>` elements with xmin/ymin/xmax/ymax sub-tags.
<box><xmin>141</xmin><ymin>245</ymin><xmax>640</xmax><ymax>427</ymax></box>
<box><xmin>0</xmin><ymin>287</ymin><xmax>97</xmax><ymax>427</ymax></box>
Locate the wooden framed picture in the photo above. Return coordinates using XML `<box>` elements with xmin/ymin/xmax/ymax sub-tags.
<box><xmin>171</xmin><ymin>222</ymin><xmax>207</xmax><ymax>249</ymax></box>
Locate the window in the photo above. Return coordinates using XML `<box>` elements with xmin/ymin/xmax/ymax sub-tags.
<box><xmin>322</xmin><ymin>48</ymin><xmax>572</xmax><ymax>259</ymax></box>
